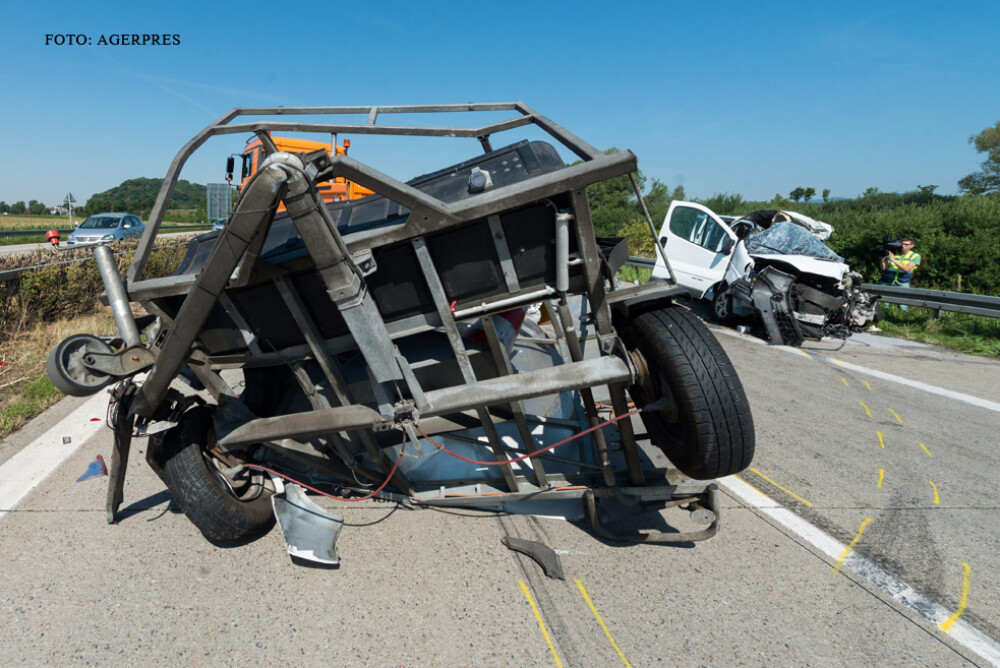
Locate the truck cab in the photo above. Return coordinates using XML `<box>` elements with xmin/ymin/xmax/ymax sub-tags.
<box><xmin>232</xmin><ymin>136</ymin><xmax>374</xmax><ymax>210</ymax></box>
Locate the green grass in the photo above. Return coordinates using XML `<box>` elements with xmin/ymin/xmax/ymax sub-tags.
<box><xmin>875</xmin><ymin>307</ymin><xmax>1000</xmax><ymax>357</ymax></box>
<box><xmin>616</xmin><ymin>265</ymin><xmax>653</xmax><ymax>284</ymax></box>
<box><xmin>0</xmin><ymin>375</ymin><xmax>61</xmax><ymax>436</ymax></box>
<box><xmin>0</xmin><ymin>235</ymin><xmax>48</xmax><ymax>246</ymax></box>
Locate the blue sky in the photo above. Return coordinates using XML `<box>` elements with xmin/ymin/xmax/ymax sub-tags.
<box><xmin>1</xmin><ymin>0</ymin><xmax>998</xmax><ymax>207</ymax></box>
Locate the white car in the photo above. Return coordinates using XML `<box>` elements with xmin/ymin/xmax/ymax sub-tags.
<box><xmin>652</xmin><ymin>201</ymin><xmax>878</xmax><ymax>346</ymax></box>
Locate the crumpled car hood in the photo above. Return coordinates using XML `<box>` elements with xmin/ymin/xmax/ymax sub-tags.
<box><xmin>745</xmin><ymin>222</ymin><xmax>848</xmax><ymax>282</ymax></box>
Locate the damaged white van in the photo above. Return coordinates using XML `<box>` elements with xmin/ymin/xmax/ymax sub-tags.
<box><xmin>651</xmin><ymin>202</ymin><xmax>878</xmax><ymax>346</ymax></box>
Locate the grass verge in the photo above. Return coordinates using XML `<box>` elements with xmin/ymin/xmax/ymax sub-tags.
<box><xmin>0</xmin><ymin>310</ymin><xmax>116</xmax><ymax>438</ymax></box>
<box><xmin>875</xmin><ymin>306</ymin><xmax>1000</xmax><ymax>357</ymax></box>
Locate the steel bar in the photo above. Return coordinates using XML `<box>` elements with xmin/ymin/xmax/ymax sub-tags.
<box><xmin>609</xmin><ymin>383</ymin><xmax>645</xmax><ymax>486</ymax></box>
<box><xmin>130</xmin><ymin>165</ymin><xmax>285</xmax><ymax>417</ymax></box>
<box><xmin>628</xmin><ymin>172</ymin><xmax>676</xmax><ymax>283</ymax></box>
<box><xmin>555</xmin><ymin>301</ymin><xmax>615</xmax><ymax>486</ymax></box>
<box><xmin>568</xmin><ymin>190</ymin><xmax>614</xmax><ymax>337</ymax></box>
<box><xmin>217</xmin><ymin>356</ymin><xmax>631</xmax><ymax>448</ymax></box>
<box><xmin>487</xmin><ymin>214</ymin><xmax>521</xmax><ymax>293</ymax></box>
<box><xmin>481</xmin><ymin>315</ymin><xmax>548</xmax><ymax>488</ymax></box>
<box><xmin>412</xmin><ymin>238</ymin><xmax>519</xmax><ymax>492</ymax></box>
<box><xmin>219</xmin><ymin>116</ymin><xmax>534</xmax><ymax>139</ymax></box>
<box><xmin>274</xmin><ymin>275</ymin><xmax>414</xmax><ymax>493</ymax></box>
<box><xmin>279</xmin><ymin>161</ymin><xmax>401</xmax><ymax>384</ymax></box>
<box><xmin>93</xmin><ymin>244</ymin><xmax>141</xmax><ymax>348</ymax></box>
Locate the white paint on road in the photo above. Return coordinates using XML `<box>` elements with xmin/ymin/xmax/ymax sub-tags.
<box><xmin>0</xmin><ymin>391</ymin><xmax>110</xmax><ymax>520</ymax></box>
<box><xmin>710</xmin><ymin>326</ymin><xmax>1000</xmax><ymax>414</ymax></box>
<box><xmin>819</xmin><ymin>357</ymin><xmax>1000</xmax><ymax>414</ymax></box>
<box><xmin>718</xmin><ymin>476</ymin><xmax>1000</xmax><ymax>667</ymax></box>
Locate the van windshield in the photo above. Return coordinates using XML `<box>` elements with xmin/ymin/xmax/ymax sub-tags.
<box><xmin>79</xmin><ymin>216</ymin><xmax>121</xmax><ymax>230</ymax></box>
<box><xmin>745</xmin><ymin>222</ymin><xmax>842</xmax><ymax>261</ymax></box>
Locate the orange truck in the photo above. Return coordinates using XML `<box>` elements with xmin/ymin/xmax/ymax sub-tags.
<box><xmin>228</xmin><ymin>135</ymin><xmax>373</xmax><ymax>209</ymax></box>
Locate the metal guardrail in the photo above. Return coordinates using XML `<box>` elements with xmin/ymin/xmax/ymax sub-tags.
<box><xmin>0</xmin><ymin>228</ymin><xmax>74</xmax><ymax>238</ymax></box>
<box><xmin>624</xmin><ymin>256</ymin><xmax>1000</xmax><ymax>320</ymax></box>
<box><xmin>862</xmin><ymin>284</ymin><xmax>1000</xmax><ymax>319</ymax></box>
<box><xmin>1</xmin><ymin>225</ymin><xmax>207</xmax><ymax>239</ymax></box>
<box><xmin>627</xmin><ymin>256</ymin><xmax>656</xmax><ymax>269</ymax></box>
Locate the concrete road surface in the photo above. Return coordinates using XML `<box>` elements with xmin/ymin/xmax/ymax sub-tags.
<box><xmin>1</xmin><ymin>318</ymin><xmax>997</xmax><ymax>666</ymax></box>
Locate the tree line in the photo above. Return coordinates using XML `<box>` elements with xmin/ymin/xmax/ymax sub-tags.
<box><xmin>588</xmin><ymin>120</ymin><xmax>1000</xmax><ymax>297</ymax></box>
<box><xmin>0</xmin><ymin>177</ymin><xmax>209</xmax><ymax>220</ymax></box>
<box><xmin>0</xmin><ymin>200</ymin><xmax>52</xmax><ymax>215</ymax></box>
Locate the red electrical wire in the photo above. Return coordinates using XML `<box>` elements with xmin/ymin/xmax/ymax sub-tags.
<box><xmin>415</xmin><ymin>407</ymin><xmax>642</xmax><ymax>467</ymax></box>
<box><xmin>245</xmin><ymin>439</ymin><xmax>405</xmax><ymax>502</ymax></box>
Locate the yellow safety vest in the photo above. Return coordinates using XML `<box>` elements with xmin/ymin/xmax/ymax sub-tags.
<box><xmin>884</xmin><ymin>250</ymin><xmax>920</xmax><ymax>285</ymax></box>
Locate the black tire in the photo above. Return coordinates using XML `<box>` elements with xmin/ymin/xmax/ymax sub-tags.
<box><xmin>46</xmin><ymin>334</ymin><xmax>114</xmax><ymax>397</ymax></box>
<box><xmin>624</xmin><ymin>306</ymin><xmax>755</xmax><ymax>480</ymax></box>
<box><xmin>161</xmin><ymin>406</ymin><xmax>275</xmax><ymax>542</ymax></box>
<box><xmin>712</xmin><ymin>285</ymin><xmax>738</xmax><ymax>325</ymax></box>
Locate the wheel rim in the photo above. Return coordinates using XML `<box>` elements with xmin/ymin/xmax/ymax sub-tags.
<box><xmin>202</xmin><ymin>433</ymin><xmax>268</xmax><ymax>502</ymax></box>
<box><xmin>50</xmin><ymin>335</ymin><xmax>113</xmax><ymax>395</ymax></box>
<box><xmin>714</xmin><ymin>292</ymin><xmax>729</xmax><ymax>320</ymax></box>
<box><xmin>629</xmin><ymin>347</ymin><xmax>680</xmax><ymax>425</ymax></box>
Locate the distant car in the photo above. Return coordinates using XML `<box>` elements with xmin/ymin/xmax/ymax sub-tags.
<box><xmin>653</xmin><ymin>201</ymin><xmax>878</xmax><ymax>346</ymax></box>
<box><xmin>66</xmin><ymin>213</ymin><xmax>145</xmax><ymax>246</ymax></box>
<box><xmin>211</xmin><ymin>217</ymin><xmax>227</xmax><ymax>231</ymax></box>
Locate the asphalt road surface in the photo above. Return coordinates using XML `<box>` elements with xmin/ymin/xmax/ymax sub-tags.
<box><xmin>1</xmin><ymin>315</ymin><xmax>998</xmax><ymax>666</ymax></box>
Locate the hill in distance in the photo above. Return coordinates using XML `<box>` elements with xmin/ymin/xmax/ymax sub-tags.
<box><xmin>83</xmin><ymin>177</ymin><xmax>205</xmax><ymax>216</ymax></box>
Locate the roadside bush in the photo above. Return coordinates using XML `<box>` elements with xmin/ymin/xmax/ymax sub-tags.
<box><xmin>1</xmin><ymin>236</ymin><xmax>191</xmax><ymax>340</ymax></box>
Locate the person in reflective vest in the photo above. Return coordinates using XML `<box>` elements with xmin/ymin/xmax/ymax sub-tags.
<box><xmin>879</xmin><ymin>237</ymin><xmax>921</xmax><ymax>310</ymax></box>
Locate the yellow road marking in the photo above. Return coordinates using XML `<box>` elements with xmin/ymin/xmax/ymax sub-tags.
<box><xmin>797</xmin><ymin>349</ymin><xmax>813</xmax><ymax>360</ymax></box>
<box><xmin>519</xmin><ymin>581</ymin><xmax>563</xmax><ymax>668</ymax></box>
<box><xmin>829</xmin><ymin>356</ymin><xmax>844</xmax><ymax>366</ymax></box>
<box><xmin>860</xmin><ymin>379</ymin><xmax>872</xmax><ymax>391</ymax></box>
<box><xmin>877</xmin><ymin>431</ymin><xmax>885</xmax><ymax>449</ymax></box>
<box><xmin>940</xmin><ymin>563</ymin><xmax>972</xmax><ymax>632</ymax></box>
<box><xmin>834</xmin><ymin>517</ymin><xmax>873</xmax><ymax>573</ymax></box>
<box><xmin>575</xmin><ymin>579</ymin><xmax>632</xmax><ymax>668</ymax></box>
<box><xmin>841</xmin><ymin>377</ymin><xmax>850</xmax><ymax>387</ymax></box>
<box><xmin>929</xmin><ymin>480</ymin><xmax>940</xmax><ymax>505</ymax></box>
<box><xmin>877</xmin><ymin>469</ymin><xmax>885</xmax><ymax>489</ymax></box>
<box><xmin>749</xmin><ymin>467</ymin><xmax>813</xmax><ymax>507</ymax></box>
<box><xmin>860</xmin><ymin>401</ymin><xmax>873</xmax><ymax>418</ymax></box>
<box><xmin>920</xmin><ymin>443</ymin><xmax>933</xmax><ymax>458</ymax></box>
<box><xmin>887</xmin><ymin>408</ymin><xmax>903</xmax><ymax>424</ymax></box>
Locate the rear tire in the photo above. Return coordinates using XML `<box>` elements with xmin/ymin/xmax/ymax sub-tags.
<box><xmin>162</xmin><ymin>406</ymin><xmax>275</xmax><ymax>542</ymax></box>
<box><xmin>624</xmin><ymin>306</ymin><xmax>755</xmax><ymax>479</ymax></box>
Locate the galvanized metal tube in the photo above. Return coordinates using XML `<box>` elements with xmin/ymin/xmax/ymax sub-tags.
<box><xmin>555</xmin><ymin>212</ymin><xmax>572</xmax><ymax>293</ymax></box>
<box><xmin>451</xmin><ymin>287</ymin><xmax>556</xmax><ymax>319</ymax></box>
<box><xmin>93</xmin><ymin>244</ymin><xmax>141</xmax><ymax>348</ymax></box>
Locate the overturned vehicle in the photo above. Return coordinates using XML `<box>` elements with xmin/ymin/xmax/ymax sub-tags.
<box><xmin>46</xmin><ymin>104</ymin><xmax>755</xmax><ymax>567</ymax></box>
<box><xmin>652</xmin><ymin>202</ymin><xmax>878</xmax><ymax>346</ymax></box>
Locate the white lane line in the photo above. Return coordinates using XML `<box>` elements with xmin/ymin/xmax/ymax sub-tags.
<box><xmin>0</xmin><ymin>391</ymin><xmax>110</xmax><ymax>520</ymax></box>
<box><xmin>718</xmin><ymin>476</ymin><xmax>1000</xmax><ymax>667</ymax></box>
<box><xmin>710</xmin><ymin>326</ymin><xmax>1000</xmax><ymax>414</ymax></box>
<box><xmin>820</xmin><ymin>358</ymin><xmax>1000</xmax><ymax>414</ymax></box>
